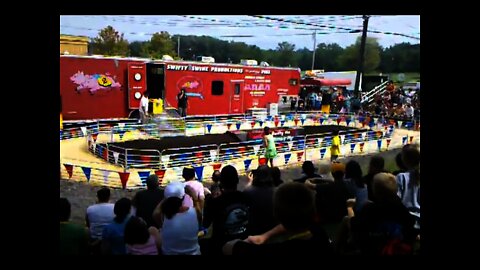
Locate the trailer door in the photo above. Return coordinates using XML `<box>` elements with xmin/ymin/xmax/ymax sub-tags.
<box><xmin>230</xmin><ymin>80</ymin><xmax>244</xmax><ymax>113</ymax></box>
<box><xmin>128</xmin><ymin>63</ymin><xmax>147</xmax><ymax>109</ymax></box>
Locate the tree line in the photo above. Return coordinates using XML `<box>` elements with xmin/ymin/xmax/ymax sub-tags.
<box><xmin>88</xmin><ymin>26</ymin><xmax>419</xmax><ymax>73</ymax></box>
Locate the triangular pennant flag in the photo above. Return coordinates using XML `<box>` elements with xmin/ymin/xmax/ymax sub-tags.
<box><xmin>336</xmin><ymin>118</ymin><xmax>342</xmax><ymax>125</ymax></box>
<box><xmin>350</xmin><ymin>143</ymin><xmax>356</xmax><ymax>154</ymax></box>
<box><xmin>206</xmin><ymin>124</ymin><xmax>213</xmax><ymax>133</ymax></box>
<box><xmin>63</xmin><ymin>164</ymin><xmax>73</xmax><ymax>179</ymax></box>
<box><xmin>154</xmin><ymin>169</ymin><xmax>166</xmax><ymax>185</ymax></box>
<box><xmin>377</xmin><ymin>139</ymin><xmax>382</xmax><ymax>151</ymax></box>
<box><xmin>284</xmin><ymin>153</ymin><xmax>291</xmax><ymax>164</ymax></box>
<box><xmin>402</xmin><ymin>136</ymin><xmax>408</xmax><ymax>145</ymax></box>
<box><xmin>161</xmin><ymin>155</ymin><xmax>170</xmax><ymax>168</ymax></box>
<box><xmin>386</xmin><ymin>138</ymin><xmax>391</xmax><ymax>149</ymax></box>
<box><xmin>236</xmin><ymin>122</ymin><xmax>242</xmax><ymax>130</ymax></box>
<box><xmin>258</xmin><ymin>121</ymin><xmax>263</xmax><ymax>127</ymax></box>
<box><xmin>258</xmin><ymin>157</ymin><xmax>267</xmax><ymax>166</ymax></box>
<box><xmin>346</xmin><ymin>118</ymin><xmax>351</xmax><ymax>127</ymax></box>
<box><xmin>317</xmin><ymin>138</ymin><xmax>323</xmax><ymax>147</ymax></box>
<box><xmin>274</xmin><ymin>119</ymin><xmax>279</xmax><ymax>127</ymax></box>
<box><xmin>294</xmin><ymin>118</ymin><xmax>299</xmax><ymax>126</ymax></box>
<box><xmin>212</xmin><ymin>163</ymin><xmax>222</xmax><ymax>171</ymax></box>
<box><xmin>118</xmin><ymin>172</ymin><xmax>130</xmax><ymax>189</ymax></box>
<box><xmin>250</xmin><ymin>121</ymin><xmax>256</xmax><ymax>129</ymax></box>
<box><xmin>103</xmin><ymin>149</ymin><xmax>109</xmax><ymax>161</ymax></box>
<box><xmin>102</xmin><ymin>170</ymin><xmax>110</xmax><ymax>185</ymax></box>
<box><xmin>288</xmin><ymin>141</ymin><xmax>293</xmax><ymax>150</ymax></box>
<box><xmin>320</xmin><ymin>118</ymin><xmax>325</xmax><ymax>125</ymax></box>
<box><xmin>253</xmin><ymin>145</ymin><xmax>260</xmax><ymax>156</ymax></box>
<box><xmin>113</xmin><ymin>152</ymin><xmax>120</xmax><ymax>164</ymax></box>
<box><xmin>244</xmin><ymin>159</ymin><xmax>252</xmax><ymax>171</ymax></box>
<box><xmin>396</xmin><ymin>120</ymin><xmax>403</xmax><ymax>128</ymax></box>
<box><xmin>210</xmin><ymin>150</ymin><xmax>217</xmax><ymax>162</ymax></box>
<box><xmin>80</xmin><ymin>126</ymin><xmax>87</xmax><ymax>136</ymax></box>
<box><xmin>409</xmin><ymin>136</ymin><xmax>414</xmax><ymax>144</ymax></box>
<box><xmin>320</xmin><ymin>148</ymin><xmax>327</xmax><ymax>159</ymax></box>
<box><xmin>297</xmin><ymin>151</ymin><xmax>304</xmax><ymax>162</ymax></box>
<box><xmin>118</xmin><ymin>130</ymin><xmax>126</xmax><ymax>140</ymax></box>
<box><xmin>194</xmin><ymin>166</ymin><xmax>204</xmax><ymax>181</ymax></box>
<box><xmin>227</xmin><ymin>123</ymin><xmax>232</xmax><ymax>130</ymax></box>
<box><xmin>137</xmin><ymin>171</ymin><xmax>150</xmax><ymax>186</ymax></box>
<box><xmin>340</xmin><ymin>134</ymin><xmax>345</xmax><ymax>144</ymax></box>
<box><xmin>92</xmin><ymin>133</ymin><xmax>98</xmax><ymax>142</ymax></box>
<box><xmin>280</xmin><ymin>120</ymin><xmax>285</xmax><ymax>127</ymax></box>
<box><xmin>362</xmin><ymin>132</ymin><xmax>367</xmax><ymax>141</ymax></box>
<box><xmin>359</xmin><ymin>142</ymin><xmax>365</xmax><ymax>152</ymax></box>
<box><xmin>300</xmin><ymin>118</ymin><xmax>305</xmax><ymax>125</ymax></box>
<box><xmin>301</xmin><ymin>113</ymin><xmax>307</xmax><ymax>120</ymax></box>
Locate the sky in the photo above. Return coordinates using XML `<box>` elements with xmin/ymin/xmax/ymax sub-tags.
<box><xmin>60</xmin><ymin>15</ymin><xmax>420</xmax><ymax>50</ymax></box>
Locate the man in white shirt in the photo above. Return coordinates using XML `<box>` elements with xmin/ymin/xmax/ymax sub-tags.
<box><xmin>139</xmin><ymin>91</ymin><xmax>149</xmax><ymax>124</ymax></box>
<box><xmin>405</xmin><ymin>103</ymin><xmax>414</xmax><ymax>119</ymax></box>
<box><xmin>86</xmin><ymin>187</ymin><xmax>115</xmax><ymax>254</ymax></box>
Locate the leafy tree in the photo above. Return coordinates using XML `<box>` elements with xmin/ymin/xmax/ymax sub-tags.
<box><xmin>144</xmin><ymin>31</ymin><xmax>177</xmax><ymax>59</ymax></box>
<box><xmin>90</xmin><ymin>26</ymin><xmax>129</xmax><ymax>56</ymax></box>
<box><xmin>337</xmin><ymin>36</ymin><xmax>381</xmax><ymax>72</ymax></box>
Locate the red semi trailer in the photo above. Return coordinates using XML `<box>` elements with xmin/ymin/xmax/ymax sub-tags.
<box><xmin>60</xmin><ymin>55</ymin><xmax>301</xmax><ymax>120</ymax></box>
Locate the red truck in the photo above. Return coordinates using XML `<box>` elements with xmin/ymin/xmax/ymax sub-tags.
<box><xmin>60</xmin><ymin>55</ymin><xmax>301</xmax><ymax>120</ymax></box>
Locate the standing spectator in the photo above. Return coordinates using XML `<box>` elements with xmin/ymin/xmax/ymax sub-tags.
<box><xmin>363</xmin><ymin>155</ymin><xmax>386</xmax><ymax>202</ymax></box>
<box><xmin>405</xmin><ymin>103</ymin><xmax>414</xmax><ymax>120</ymax></box>
<box><xmin>177</xmin><ymin>88</ymin><xmax>188</xmax><ymax>117</ymax></box>
<box><xmin>343</xmin><ymin>160</ymin><xmax>368</xmax><ymax>213</ymax></box>
<box><xmin>182</xmin><ymin>167</ymin><xmax>206</xmax><ymax>217</ymax></box>
<box><xmin>102</xmin><ymin>198</ymin><xmax>132</xmax><ymax>255</ymax></box>
<box><xmin>60</xmin><ymin>198</ymin><xmax>88</xmax><ymax>255</ymax></box>
<box><xmin>290</xmin><ymin>97</ymin><xmax>297</xmax><ymax>111</ymax></box>
<box><xmin>85</xmin><ymin>187</ymin><xmax>115</xmax><ymax>253</ymax></box>
<box><xmin>321</xmin><ymin>88</ymin><xmax>333</xmax><ymax>114</ymax></box>
<box><xmin>392</xmin><ymin>152</ymin><xmax>408</xmax><ymax>176</ymax></box>
<box><xmin>132</xmin><ymin>175</ymin><xmax>164</xmax><ymax>228</ymax></box>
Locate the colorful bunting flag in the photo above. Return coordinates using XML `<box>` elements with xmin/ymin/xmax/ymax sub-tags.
<box><xmin>253</xmin><ymin>145</ymin><xmax>260</xmax><ymax>156</ymax></box>
<box><xmin>359</xmin><ymin>142</ymin><xmax>365</xmax><ymax>152</ymax></box>
<box><xmin>212</xmin><ymin>163</ymin><xmax>222</xmax><ymax>171</ymax></box>
<box><xmin>320</xmin><ymin>148</ymin><xmax>327</xmax><ymax>159</ymax></box>
<box><xmin>102</xmin><ymin>170</ymin><xmax>110</xmax><ymax>185</ymax></box>
<box><xmin>80</xmin><ymin>126</ymin><xmax>87</xmax><ymax>136</ymax></box>
<box><xmin>206</xmin><ymin>124</ymin><xmax>213</xmax><ymax>133</ymax></box>
<box><xmin>154</xmin><ymin>169</ymin><xmax>166</xmax><ymax>184</ymax></box>
<box><xmin>194</xmin><ymin>166</ymin><xmax>204</xmax><ymax>181</ymax></box>
<box><xmin>138</xmin><ymin>171</ymin><xmax>150</xmax><ymax>186</ymax></box>
<box><xmin>350</xmin><ymin>143</ymin><xmax>356</xmax><ymax>154</ymax></box>
<box><xmin>284</xmin><ymin>153</ymin><xmax>291</xmax><ymax>164</ymax></box>
<box><xmin>113</xmin><ymin>152</ymin><xmax>120</xmax><ymax>164</ymax></box>
<box><xmin>118</xmin><ymin>172</ymin><xmax>130</xmax><ymax>189</ymax></box>
<box><xmin>63</xmin><ymin>164</ymin><xmax>73</xmax><ymax>178</ymax></box>
<box><xmin>297</xmin><ymin>151</ymin><xmax>304</xmax><ymax>162</ymax></box>
<box><xmin>244</xmin><ymin>159</ymin><xmax>252</xmax><ymax>171</ymax></box>
<box><xmin>377</xmin><ymin>139</ymin><xmax>382</xmax><ymax>151</ymax></box>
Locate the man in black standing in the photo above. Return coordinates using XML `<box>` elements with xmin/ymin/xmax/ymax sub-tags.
<box><xmin>177</xmin><ymin>88</ymin><xmax>188</xmax><ymax>117</ymax></box>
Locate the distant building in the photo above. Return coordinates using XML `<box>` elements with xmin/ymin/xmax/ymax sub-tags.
<box><xmin>60</xmin><ymin>34</ymin><xmax>89</xmax><ymax>55</ymax></box>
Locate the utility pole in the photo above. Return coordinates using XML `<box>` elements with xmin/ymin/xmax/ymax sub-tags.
<box><xmin>177</xmin><ymin>36</ymin><xmax>180</xmax><ymax>58</ymax></box>
<box><xmin>354</xmin><ymin>15</ymin><xmax>370</xmax><ymax>96</ymax></box>
<box><xmin>311</xmin><ymin>29</ymin><xmax>317</xmax><ymax>70</ymax></box>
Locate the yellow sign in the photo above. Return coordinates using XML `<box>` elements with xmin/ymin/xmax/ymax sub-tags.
<box><xmin>97</xmin><ymin>75</ymin><xmax>113</xmax><ymax>87</ymax></box>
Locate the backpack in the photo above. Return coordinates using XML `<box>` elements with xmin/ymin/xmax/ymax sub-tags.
<box><xmin>221</xmin><ymin>202</ymin><xmax>249</xmax><ymax>239</ymax></box>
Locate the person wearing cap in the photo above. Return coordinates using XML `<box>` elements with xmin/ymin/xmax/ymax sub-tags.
<box><xmin>152</xmin><ymin>182</ymin><xmax>202</xmax><ymax>255</ymax></box>
<box><xmin>132</xmin><ymin>174</ymin><xmax>164</xmax><ymax>228</ymax></box>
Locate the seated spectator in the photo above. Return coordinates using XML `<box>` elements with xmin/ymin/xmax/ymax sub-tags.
<box><xmin>60</xmin><ymin>198</ymin><xmax>88</xmax><ymax>255</ymax></box>
<box><xmin>223</xmin><ymin>182</ymin><xmax>333</xmax><ymax>255</ymax></box>
<box><xmin>244</xmin><ymin>165</ymin><xmax>277</xmax><ymax>236</ymax></box>
<box><xmin>392</xmin><ymin>152</ymin><xmax>408</xmax><ymax>176</ymax></box>
<box><xmin>396</xmin><ymin>145</ymin><xmax>420</xmax><ymax>233</ymax></box>
<box><xmin>293</xmin><ymin>161</ymin><xmax>320</xmax><ymax>183</ymax></box>
<box><xmin>153</xmin><ymin>182</ymin><xmax>201</xmax><ymax>255</ymax></box>
<box><xmin>348</xmin><ymin>173</ymin><xmax>416</xmax><ymax>255</ymax></box>
<box><xmin>132</xmin><ymin>175</ymin><xmax>164</xmax><ymax>229</ymax></box>
<box><xmin>270</xmin><ymin>166</ymin><xmax>284</xmax><ymax>187</ymax></box>
<box><xmin>102</xmin><ymin>198</ymin><xmax>132</xmax><ymax>255</ymax></box>
<box><xmin>343</xmin><ymin>160</ymin><xmax>368</xmax><ymax>213</ymax></box>
<box><xmin>202</xmin><ymin>165</ymin><xmax>250</xmax><ymax>255</ymax></box>
<box><xmin>85</xmin><ymin>188</ymin><xmax>114</xmax><ymax>249</ymax></box>
<box><xmin>182</xmin><ymin>167</ymin><xmax>206</xmax><ymax>214</ymax></box>
<box><xmin>363</xmin><ymin>155</ymin><xmax>387</xmax><ymax>202</ymax></box>
<box><xmin>124</xmin><ymin>216</ymin><xmax>160</xmax><ymax>255</ymax></box>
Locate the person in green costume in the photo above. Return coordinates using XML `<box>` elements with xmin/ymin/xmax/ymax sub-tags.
<box><xmin>263</xmin><ymin>126</ymin><xmax>277</xmax><ymax>167</ymax></box>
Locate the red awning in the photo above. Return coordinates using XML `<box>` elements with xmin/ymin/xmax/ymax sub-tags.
<box><xmin>301</xmin><ymin>78</ymin><xmax>351</xmax><ymax>87</ymax></box>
